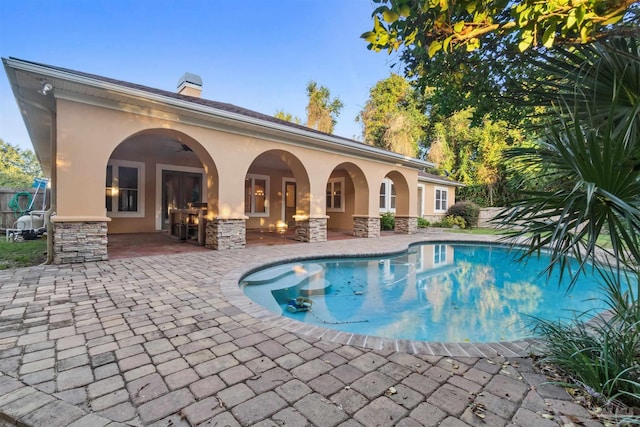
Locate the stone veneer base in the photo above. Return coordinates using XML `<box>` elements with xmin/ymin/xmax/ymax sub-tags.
<box><xmin>353</xmin><ymin>216</ymin><xmax>380</xmax><ymax>238</ymax></box>
<box><xmin>294</xmin><ymin>218</ymin><xmax>327</xmax><ymax>242</ymax></box>
<box><xmin>206</xmin><ymin>218</ymin><xmax>246</xmax><ymax>250</ymax></box>
<box><xmin>394</xmin><ymin>216</ymin><xmax>418</xmax><ymax>234</ymax></box>
<box><xmin>53</xmin><ymin>221</ymin><xmax>108</xmax><ymax>264</ymax></box>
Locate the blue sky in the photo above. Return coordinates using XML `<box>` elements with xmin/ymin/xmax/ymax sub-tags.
<box><xmin>0</xmin><ymin>0</ymin><xmax>400</xmax><ymax>152</ymax></box>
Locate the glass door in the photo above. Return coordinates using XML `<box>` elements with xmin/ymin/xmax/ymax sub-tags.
<box><xmin>162</xmin><ymin>170</ymin><xmax>203</xmax><ymax>229</ymax></box>
<box><xmin>284</xmin><ymin>180</ymin><xmax>296</xmax><ymax>228</ymax></box>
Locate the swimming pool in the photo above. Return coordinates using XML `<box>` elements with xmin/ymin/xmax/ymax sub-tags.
<box><xmin>240</xmin><ymin>242</ymin><xmax>607</xmax><ymax>342</ymax></box>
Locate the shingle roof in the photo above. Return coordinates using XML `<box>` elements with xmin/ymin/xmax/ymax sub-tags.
<box><xmin>418</xmin><ymin>170</ymin><xmax>464</xmax><ymax>186</ymax></box>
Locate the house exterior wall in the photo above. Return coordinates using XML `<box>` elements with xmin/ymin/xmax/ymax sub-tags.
<box><xmin>326</xmin><ymin>169</ymin><xmax>355</xmax><ymax>230</ymax></box>
<box><xmin>54</xmin><ymin>97</ymin><xmax>419</xmax><ymax>245</ymax></box>
<box><xmin>419</xmin><ymin>181</ymin><xmax>458</xmax><ymax>222</ymax></box>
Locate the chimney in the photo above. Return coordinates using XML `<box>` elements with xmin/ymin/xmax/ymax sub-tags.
<box><xmin>177</xmin><ymin>72</ymin><xmax>202</xmax><ymax>98</ymax></box>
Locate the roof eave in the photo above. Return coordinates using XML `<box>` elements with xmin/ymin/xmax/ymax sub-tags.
<box><xmin>418</xmin><ymin>176</ymin><xmax>465</xmax><ymax>187</ymax></box>
<box><xmin>3</xmin><ymin>57</ymin><xmax>433</xmax><ymax>171</ymax></box>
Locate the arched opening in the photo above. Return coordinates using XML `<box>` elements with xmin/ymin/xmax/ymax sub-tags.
<box><xmin>244</xmin><ymin>149</ymin><xmax>311</xmax><ymax>243</ymax></box>
<box><xmin>325</xmin><ymin>162</ymin><xmax>368</xmax><ymax>239</ymax></box>
<box><xmin>105</xmin><ymin>128</ymin><xmax>218</xmax><ymax>256</ymax></box>
<box><xmin>380</xmin><ymin>171</ymin><xmax>410</xmax><ymax>217</ymax></box>
<box><xmin>378</xmin><ymin>170</ymin><xmax>415</xmax><ymax>234</ymax></box>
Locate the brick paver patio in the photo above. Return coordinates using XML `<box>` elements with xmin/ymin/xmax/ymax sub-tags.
<box><xmin>0</xmin><ymin>232</ymin><xmax>603</xmax><ymax>426</ymax></box>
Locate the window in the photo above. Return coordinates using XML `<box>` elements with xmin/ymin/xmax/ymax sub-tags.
<box><xmin>390</xmin><ymin>183</ymin><xmax>396</xmax><ymax>210</ymax></box>
<box><xmin>435</xmin><ymin>187</ymin><xmax>448</xmax><ymax>212</ymax></box>
<box><xmin>434</xmin><ymin>244</ymin><xmax>447</xmax><ymax>265</ymax></box>
<box><xmin>379</xmin><ymin>178</ymin><xmax>396</xmax><ymax>213</ymax></box>
<box><xmin>326</xmin><ymin>177</ymin><xmax>344</xmax><ymax>212</ymax></box>
<box><xmin>245</xmin><ymin>174</ymin><xmax>269</xmax><ymax>216</ymax></box>
<box><xmin>106</xmin><ymin>160</ymin><xmax>145</xmax><ymax>217</ymax></box>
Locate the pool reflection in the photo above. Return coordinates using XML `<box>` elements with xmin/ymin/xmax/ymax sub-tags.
<box><xmin>241</xmin><ymin>243</ymin><xmax>606</xmax><ymax>342</ymax></box>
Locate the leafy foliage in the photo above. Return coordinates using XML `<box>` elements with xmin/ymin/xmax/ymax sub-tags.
<box><xmin>529</xmin><ymin>37</ymin><xmax>640</xmax><ymax>138</ymax></box>
<box><xmin>417</xmin><ymin>216</ymin><xmax>430</xmax><ymax>228</ymax></box>
<box><xmin>532</xmin><ymin>267</ymin><xmax>640</xmax><ymax>411</ymax></box>
<box><xmin>456</xmin><ymin>183</ymin><xmax>514</xmax><ymax>208</ymax></box>
<box><xmin>431</xmin><ymin>215</ymin><xmax>466</xmax><ymax>229</ymax></box>
<box><xmin>274</xmin><ymin>110</ymin><xmax>301</xmax><ymax>124</ymax></box>
<box><xmin>0</xmin><ymin>138</ymin><xmax>43</xmax><ymax>188</ymax></box>
<box><xmin>362</xmin><ymin>0</ymin><xmax>639</xmax><ymax>133</ymax></box>
<box><xmin>500</xmin><ymin>40</ymin><xmax>640</xmax><ymax>277</ymax></box>
<box><xmin>362</xmin><ymin>0</ymin><xmax>639</xmax><ymax>56</ymax></box>
<box><xmin>496</xmin><ymin>38</ymin><xmax>640</xmax><ymax>412</ymax></box>
<box><xmin>357</xmin><ymin>74</ymin><xmax>427</xmax><ymax>157</ymax></box>
<box><xmin>446</xmin><ymin>201</ymin><xmax>479</xmax><ymax>228</ymax></box>
<box><xmin>425</xmin><ymin>109</ymin><xmax>532</xmax><ymax>205</ymax></box>
<box><xmin>380</xmin><ymin>212</ymin><xmax>395</xmax><ymax>230</ymax></box>
<box><xmin>305</xmin><ymin>81</ymin><xmax>344</xmax><ymax>133</ymax></box>
<box><xmin>411</xmin><ymin>36</ymin><xmax>543</xmax><ymax>126</ymax></box>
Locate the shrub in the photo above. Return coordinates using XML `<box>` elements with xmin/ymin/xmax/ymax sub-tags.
<box><xmin>444</xmin><ymin>215</ymin><xmax>466</xmax><ymax>229</ymax></box>
<box><xmin>430</xmin><ymin>215</ymin><xmax>466</xmax><ymax>229</ymax></box>
<box><xmin>533</xmin><ymin>268</ymin><xmax>640</xmax><ymax>416</ymax></box>
<box><xmin>447</xmin><ymin>201</ymin><xmax>480</xmax><ymax>228</ymax></box>
<box><xmin>380</xmin><ymin>212</ymin><xmax>395</xmax><ymax>230</ymax></box>
<box><xmin>417</xmin><ymin>217</ymin><xmax>429</xmax><ymax>228</ymax></box>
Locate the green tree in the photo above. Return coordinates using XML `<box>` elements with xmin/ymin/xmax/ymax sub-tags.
<box><xmin>426</xmin><ymin>121</ymin><xmax>455</xmax><ymax>174</ymax></box>
<box><xmin>0</xmin><ymin>138</ymin><xmax>43</xmax><ymax>188</ymax></box>
<box><xmin>407</xmin><ymin>40</ymin><xmax>542</xmax><ymax>126</ymax></box>
<box><xmin>426</xmin><ymin>108</ymin><xmax>474</xmax><ymax>182</ymax></box>
<box><xmin>471</xmin><ymin>118</ymin><xmax>527</xmax><ymax>206</ymax></box>
<box><xmin>425</xmin><ymin>109</ymin><xmax>531</xmax><ymax>206</ymax></box>
<box><xmin>363</xmin><ymin>0</ymin><xmax>639</xmax><ymax>56</ymax></box>
<box><xmin>274</xmin><ymin>110</ymin><xmax>301</xmax><ymax>124</ymax></box>
<box><xmin>357</xmin><ymin>74</ymin><xmax>427</xmax><ymax>157</ymax></box>
<box><xmin>305</xmin><ymin>81</ymin><xmax>344</xmax><ymax>133</ymax></box>
<box><xmin>362</xmin><ymin>1</ymin><xmax>639</xmax><ymax>127</ymax></box>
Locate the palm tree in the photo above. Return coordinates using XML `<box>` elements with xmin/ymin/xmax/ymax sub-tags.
<box><xmin>305</xmin><ymin>81</ymin><xmax>344</xmax><ymax>134</ymax></box>
<box><xmin>502</xmin><ymin>37</ymin><xmax>640</xmax><ymax>277</ymax></box>
<box><xmin>497</xmin><ymin>38</ymin><xmax>640</xmax><ymax>412</ymax></box>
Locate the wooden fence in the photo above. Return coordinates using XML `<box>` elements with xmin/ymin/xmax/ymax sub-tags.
<box><xmin>0</xmin><ymin>187</ymin><xmax>50</xmax><ymax>229</ymax></box>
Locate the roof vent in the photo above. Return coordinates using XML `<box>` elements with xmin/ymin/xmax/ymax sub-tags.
<box><xmin>177</xmin><ymin>72</ymin><xmax>202</xmax><ymax>98</ymax></box>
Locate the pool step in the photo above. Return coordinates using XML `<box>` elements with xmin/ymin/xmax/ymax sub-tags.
<box><xmin>243</xmin><ymin>263</ymin><xmax>323</xmax><ymax>285</ymax></box>
<box><xmin>299</xmin><ymin>277</ymin><xmax>331</xmax><ymax>296</ymax></box>
<box><xmin>241</xmin><ymin>263</ymin><xmax>328</xmax><ymax>314</ymax></box>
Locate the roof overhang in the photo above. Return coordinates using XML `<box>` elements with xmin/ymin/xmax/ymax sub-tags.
<box><xmin>418</xmin><ymin>174</ymin><xmax>465</xmax><ymax>187</ymax></box>
<box><xmin>3</xmin><ymin>59</ymin><xmax>57</xmax><ymax>176</ymax></box>
<box><xmin>3</xmin><ymin>57</ymin><xmax>433</xmax><ymax>176</ymax></box>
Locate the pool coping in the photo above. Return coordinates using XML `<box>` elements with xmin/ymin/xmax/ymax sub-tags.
<box><xmin>220</xmin><ymin>233</ymin><xmax>544</xmax><ymax>358</ymax></box>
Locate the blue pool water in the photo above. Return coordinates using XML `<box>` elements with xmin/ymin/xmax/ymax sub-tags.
<box><xmin>240</xmin><ymin>243</ymin><xmax>609</xmax><ymax>342</ymax></box>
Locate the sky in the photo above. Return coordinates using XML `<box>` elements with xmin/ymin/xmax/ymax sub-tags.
<box><xmin>0</xmin><ymin>0</ymin><xmax>402</xmax><ymax>152</ymax></box>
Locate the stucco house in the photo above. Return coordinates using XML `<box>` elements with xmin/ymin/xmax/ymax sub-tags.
<box><xmin>3</xmin><ymin>57</ymin><xmax>460</xmax><ymax>264</ymax></box>
<box><xmin>416</xmin><ymin>171</ymin><xmax>465</xmax><ymax>222</ymax></box>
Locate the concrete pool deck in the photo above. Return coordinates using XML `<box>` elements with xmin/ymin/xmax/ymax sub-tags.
<box><xmin>0</xmin><ymin>232</ymin><xmax>604</xmax><ymax>426</ymax></box>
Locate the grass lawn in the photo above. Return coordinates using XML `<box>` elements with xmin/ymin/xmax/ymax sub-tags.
<box><xmin>0</xmin><ymin>238</ymin><xmax>47</xmax><ymax>270</ymax></box>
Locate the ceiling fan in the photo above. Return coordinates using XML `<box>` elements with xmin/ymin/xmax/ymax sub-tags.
<box><xmin>176</xmin><ymin>143</ymin><xmax>193</xmax><ymax>152</ymax></box>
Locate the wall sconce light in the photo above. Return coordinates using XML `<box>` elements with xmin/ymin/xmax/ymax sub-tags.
<box><xmin>38</xmin><ymin>82</ymin><xmax>53</xmax><ymax>96</ymax></box>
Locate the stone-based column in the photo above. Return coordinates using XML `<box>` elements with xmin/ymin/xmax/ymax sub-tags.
<box><xmin>394</xmin><ymin>216</ymin><xmax>418</xmax><ymax>234</ymax></box>
<box><xmin>53</xmin><ymin>221</ymin><xmax>108</xmax><ymax>264</ymax></box>
<box><xmin>294</xmin><ymin>217</ymin><xmax>327</xmax><ymax>242</ymax></box>
<box><xmin>206</xmin><ymin>218</ymin><xmax>246</xmax><ymax>250</ymax></box>
<box><xmin>352</xmin><ymin>216</ymin><xmax>380</xmax><ymax>238</ymax></box>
